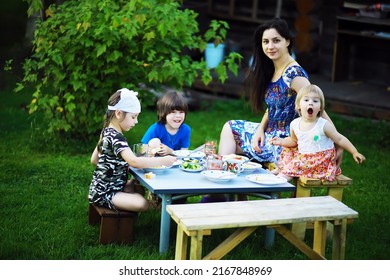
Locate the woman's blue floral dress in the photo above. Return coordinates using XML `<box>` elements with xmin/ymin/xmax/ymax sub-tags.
<box><xmin>228</xmin><ymin>65</ymin><xmax>309</xmax><ymax>163</ymax></box>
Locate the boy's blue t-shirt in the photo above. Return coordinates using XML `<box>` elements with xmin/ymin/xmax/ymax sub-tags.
<box><xmin>141</xmin><ymin>122</ymin><xmax>191</xmax><ymax>150</ymax></box>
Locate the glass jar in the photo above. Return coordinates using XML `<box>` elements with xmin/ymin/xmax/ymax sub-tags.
<box><xmin>206</xmin><ymin>154</ymin><xmax>223</xmax><ymax>170</ymax></box>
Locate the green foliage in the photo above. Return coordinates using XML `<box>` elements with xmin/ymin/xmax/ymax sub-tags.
<box><xmin>204</xmin><ymin>19</ymin><xmax>229</xmax><ymax>46</ymax></box>
<box><xmin>14</xmin><ymin>0</ymin><xmax>242</xmax><ymax>138</ymax></box>
<box><xmin>23</xmin><ymin>0</ymin><xmax>43</xmax><ymax>17</ymax></box>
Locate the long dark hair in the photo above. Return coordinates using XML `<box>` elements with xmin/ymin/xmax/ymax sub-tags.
<box><xmin>246</xmin><ymin>18</ymin><xmax>294</xmax><ymax>113</ymax></box>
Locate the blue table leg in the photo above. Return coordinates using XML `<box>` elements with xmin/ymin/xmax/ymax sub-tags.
<box><xmin>264</xmin><ymin>192</ymin><xmax>278</xmax><ymax>248</ymax></box>
<box><xmin>159</xmin><ymin>193</ymin><xmax>172</xmax><ymax>254</ymax></box>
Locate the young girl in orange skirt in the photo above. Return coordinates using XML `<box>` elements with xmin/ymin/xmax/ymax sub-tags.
<box><xmin>270</xmin><ymin>84</ymin><xmax>365</xmax><ymax>181</ymax></box>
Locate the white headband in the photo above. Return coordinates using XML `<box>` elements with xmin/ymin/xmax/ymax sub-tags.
<box><xmin>108</xmin><ymin>88</ymin><xmax>141</xmax><ymax>113</ymax></box>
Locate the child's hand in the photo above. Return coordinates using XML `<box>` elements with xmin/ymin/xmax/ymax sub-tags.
<box><xmin>156</xmin><ymin>144</ymin><xmax>172</xmax><ymax>156</ymax></box>
<box><xmin>353</xmin><ymin>152</ymin><xmax>366</xmax><ymax>164</ymax></box>
<box><xmin>269</xmin><ymin>137</ymin><xmax>281</xmax><ymax>146</ymax></box>
<box><xmin>160</xmin><ymin>155</ymin><xmax>177</xmax><ymax>167</ymax></box>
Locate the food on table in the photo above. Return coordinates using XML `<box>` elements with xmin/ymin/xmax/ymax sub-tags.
<box><xmin>181</xmin><ymin>158</ymin><xmax>202</xmax><ymax>170</ymax></box>
<box><xmin>148</xmin><ymin>138</ymin><xmax>162</xmax><ymax>155</ymax></box>
<box><xmin>243</xmin><ymin>162</ymin><xmax>261</xmax><ymax>169</ymax></box>
<box><xmin>145</xmin><ymin>172</ymin><xmax>156</xmax><ymax>179</ymax></box>
<box><xmin>223</xmin><ymin>154</ymin><xmax>247</xmax><ymax>161</ymax></box>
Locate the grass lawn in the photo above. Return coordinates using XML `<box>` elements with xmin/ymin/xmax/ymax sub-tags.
<box><xmin>0</xmin><ymin>84</ymin><xmax>389</xmax><ymax>260</ymax></box>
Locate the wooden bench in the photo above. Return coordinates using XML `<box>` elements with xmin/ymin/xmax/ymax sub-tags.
<box><xmin>88</xmin><ymin>203</ymin><xmax>138</xmax><ymax>245</ymax></box>
<box><xmin>291</xmin><ymin>174</ymin><xmax>353</xmax><ymax>240</ymax></box>
<box><xmin>166</xmin><ymin>196</ymin><xmax>358</xmax><ymax>260</ymax></box>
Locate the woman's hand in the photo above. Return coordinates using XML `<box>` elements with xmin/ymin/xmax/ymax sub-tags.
<box><xmin>252</xmin><ymin>130</ymin><xmax>265</xmax><ymax>153</ymax></box>
<box><xmin>253</xmin><ymin>110</ymin><xmax>268</xmax><ymax>154</ymax></box>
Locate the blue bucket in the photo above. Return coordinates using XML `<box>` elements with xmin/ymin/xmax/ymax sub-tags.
<box><xmin>205</xmin><ymin>43</ymin><xmax>225</xmax><ymax>68</ymax></box>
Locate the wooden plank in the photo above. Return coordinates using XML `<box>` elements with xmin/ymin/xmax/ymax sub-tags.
<box><xmin>328</xmin><ymin>188</ymin><xmax>344</xmax><ymax>201</ymax></box>
<box><xmin>167</xmin><ymin>197</ymin><xmax>358</xmax><ymax>231</ymax></box>
<box><xmin>299</xmin><ymin>177</ymin><xmax>325</xmax><ymax>185</ymax></box>
<box><xmin>203</xmin><ymin>226</ymin><xmax>258</xmax><ymax>260</ymax></box>
<box><xmin>335</xmin><ymin>174</ymin><xmax>353</xmax><ymax>185</ymax></box>
<box><xmin>178</xmin><ymin>203</ymin><xmax>351</xmax><ymax>229</ymax></box>
<box><xmin>174</xmin><ymin>206</ymin><xmax>357</xmax><ymax>230</ymax></box>
<box><xmin>298</xmin><ymin>176</ymin><xmax>352</xmax><ymax>187</ymax></box>
<box><xmin>190</xmin><ymin>232</ymin><xmax>204</xmax><ymax>260</ymax></box>
<box><xmin>168</xmin><ymin>196</ymin><xmax>353</xmax><ymax>217</ymax></box>
<box><xmin>313</xmin><ymin>221</ymin><xmax>327</xmax><ymax>256</ymax></box>
<box><xmin>175</xmin><ymin>225</ymin><xmax>188</xmax><ymax>260</ymax></box>
<box><xmin>275</xmin><ymin>226</ymin><xmax>325</xmax><ymax>260</ymax></box>
<box><xmin>332</xmin><ymin>219</ymin><xmax>348</xmax><ymax>260</ymax></box>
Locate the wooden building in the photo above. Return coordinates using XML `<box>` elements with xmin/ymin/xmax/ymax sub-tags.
<box><xmin>183</xmin><ymin>0</ymin><xmax>390</xmax><ymax>99</ymax></box>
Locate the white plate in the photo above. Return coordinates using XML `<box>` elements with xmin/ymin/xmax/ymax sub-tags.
<box><xmin>172</xmin><ymin>159</ymin><xmax>183</xmax><ymax>167</ymax></box>
<box><xmin>201</xmin><ymin>170</ymin><xmax>237</xmax><ymax>183</ymax></box>
<box><xmin>180</xmin><ymin>165</ymin><xmax>204</xmax><ymax>172</ymax></box>
<box><xmin>143</xmin><ymin>165</ymin><xmax>171</xmax><ymax>174</ymax></box>
<box><xmin>173</xmin><ymin>150</ymin><xmax>205</xmax><ymax>159</ymax></box>
<box><xmin>222</xmin><ymin>154</ymin><xmax>249</xmax><ymax>162</ymax></box>
<box><xmin>245</xmin><ymin>174</ymin><xmax>287</xmax><ymax>185</ymax></box>
<box><xmin>242</xmin><ymin>162</ymin><xmax>262</xmax><ymax>173</ymax></box>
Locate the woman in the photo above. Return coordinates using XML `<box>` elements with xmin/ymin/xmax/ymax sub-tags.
<box><xmin>218</xmin><ymin>18</ymin><xmax>342</xmax><ymax>166</ymax></box>
<box><xmin>202</xmin><ymin>18</ymin><xmax>342</xmax><ymax>203</ymax></box>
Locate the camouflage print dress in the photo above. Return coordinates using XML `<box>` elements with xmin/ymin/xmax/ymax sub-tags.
<box><xmin>89</xmin><ymin>127</ymin><xmax>130</xmax><ymax>209</ymax></box>
<box><xmin>228</xmin><ymin>65</ymin><xmax>309</xmax><ymax>163</ymax></box>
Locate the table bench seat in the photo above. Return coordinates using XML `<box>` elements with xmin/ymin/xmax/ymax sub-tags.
<box><xmin>167</xmin><ymin>196</ymin><xmax>358</xmax><ymax>260</ymax></box>
<box><xmin>88</xmin><ymin>203</ymin><xmax>138</xmax><ymax>245</ymax></box>
<box><xmin>292</xmin><ymin>174</ymin><xmax>353</xmax><ymax>239</ymax></box>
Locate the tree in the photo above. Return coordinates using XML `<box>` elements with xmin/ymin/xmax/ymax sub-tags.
<box><xmin>14</xmin><ymin>0</ymin><xmax>242</xmax><ymax>138</ymax></box>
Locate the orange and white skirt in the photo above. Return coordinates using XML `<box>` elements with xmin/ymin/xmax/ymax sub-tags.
<box><xmin>278</xmin><ymin>147</ymin><xmax>341</xmax><ymax>181</ymax></box>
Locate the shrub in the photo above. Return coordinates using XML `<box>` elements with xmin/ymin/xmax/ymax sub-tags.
<box><xmin>14</xmin><ymin>0</ymin><xmax>242</xmax><ymax>138</ymax></box>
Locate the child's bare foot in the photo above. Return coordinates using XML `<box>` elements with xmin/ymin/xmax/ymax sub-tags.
<box><xmin>270</xmin><ymin>167</ymin><xmax>280</xmax><ymax>175</ymax></box>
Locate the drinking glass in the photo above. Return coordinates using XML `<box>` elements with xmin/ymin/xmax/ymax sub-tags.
<box><xmin>133</xmin><ymin>143</ymin><xmax>149</xmax><ymax>157</ymax></box>
<box><xmin>204</xmin><ymin>138</ymin><xmax>217</xmax><ymax>156</ymax></box>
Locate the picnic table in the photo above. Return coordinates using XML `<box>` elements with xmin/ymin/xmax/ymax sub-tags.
<box><xmin>129</xmin><ymin>164</ymin><xmax>295</xmax><ymax>253</ymax></box>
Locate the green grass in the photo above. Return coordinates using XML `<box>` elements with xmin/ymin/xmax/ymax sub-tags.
<box><xmin>0</xmin><ymin>85</ymin><xmax>389</xmax><ymax>260</ymax></box>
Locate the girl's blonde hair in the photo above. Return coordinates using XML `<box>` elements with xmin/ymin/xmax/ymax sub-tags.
<box><xmin>157</xmin><ymin>90</ymin><xmax>188</xmax><ymax>124</ymax></box>
<box><xmin>295</xmin><ymin>84</ymin><xmax>325</xmax><ymax>117</ymax></box>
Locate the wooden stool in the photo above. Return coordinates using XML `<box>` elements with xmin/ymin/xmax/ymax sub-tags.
<box><xmin>292</xmin><ymin>174</ymin><xmax>353</xmax><ymax>240</ymax></box>
<box><xmin>88</xmin><ymin>203</ymin><xmax>138</xmax><ymax>245</ymax></box>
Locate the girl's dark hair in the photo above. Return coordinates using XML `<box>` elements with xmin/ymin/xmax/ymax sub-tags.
<box><xmin>246</xmin><ymin>18</ymin><xmax>294</xmax><ymax>113</ymax></box>
<box><xmin>97</xmin><ymin>90</ymin><xmax>122</xmax><ymax>152</ymax></box>
<box><xmin>157</xmin><ymin>91</ymin><xmax>188</xmax><ymax>124</ymax></box>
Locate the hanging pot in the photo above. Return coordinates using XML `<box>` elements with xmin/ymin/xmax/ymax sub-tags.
<box><xmin>205</xmin><ymin>43</ymin><xmax>225</xmax><ymax>68</ymax></box>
